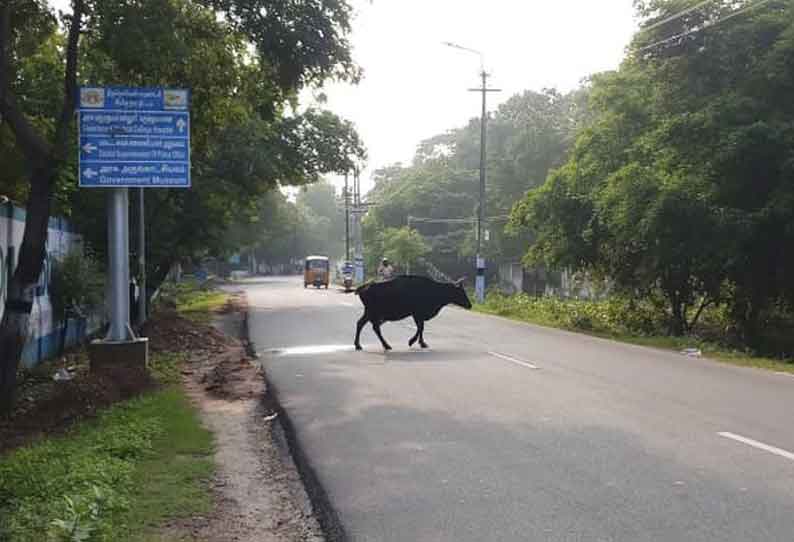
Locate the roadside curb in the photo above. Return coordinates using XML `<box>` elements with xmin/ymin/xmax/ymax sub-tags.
<box><xmin>241</xmin><ymin>304</ymin><xmax>348</xmax><ymax>542</ymax></box>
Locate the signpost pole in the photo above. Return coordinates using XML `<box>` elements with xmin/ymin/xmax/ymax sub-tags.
<box><xmin>80</xmin><ymin>86</ymin><xmax>191</xmax><ymax>372</ymax></box>
<box><xmin>137</xmin><ymin>187</ymin><xmax>146</xmax><ymax>326</ymax></box>
<box><xmin>107</xmin><ymin>187</ymin><xmax>131</xmax><ymax>341</ymax></box>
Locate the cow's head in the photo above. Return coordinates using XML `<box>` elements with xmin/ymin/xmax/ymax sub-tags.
<box><xmin>449</xmin><ymin>277</ymin><xmax>472</xmax><ymax>309</ymax></box>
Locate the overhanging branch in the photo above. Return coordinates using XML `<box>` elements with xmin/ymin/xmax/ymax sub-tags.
<box><xmin>0</xmin><ymin>0</ymin><xmax>53</xmax><ymax>160</ymax></box>
<box><xmin>53</xmin><ymin>0</ymin><xmax>85</xmax><ymax>157</ymax></box>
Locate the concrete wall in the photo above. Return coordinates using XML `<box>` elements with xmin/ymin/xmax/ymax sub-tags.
<box><xmin>0</xmin><ymin>201</ymin><xmax>103</xmax><ymax>367</ymax></box>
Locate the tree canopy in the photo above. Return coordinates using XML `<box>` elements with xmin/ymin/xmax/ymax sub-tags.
<box><xmin>0</xmin><ymin>0</ymin><xmax>365</xmax><ymax>412</ymax></box>
<box><xmin>362</xmin><ymin>87</ymin><xmax>586</xmax><ymax>277</ymax></box>
<box><xmin>513</xmin><ymin>0</ymin><xmax>794</xmax><ymax>341</ymax></box>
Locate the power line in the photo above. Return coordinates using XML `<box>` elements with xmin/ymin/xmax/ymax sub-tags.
<box><xmin>638</xmin><ymin>0</ymin><xmax>717</xmax><ymax>35</ymax></box>
<box><xmin>636</xmin><ymin>0</ymin><xmax>775</xmax><ymax>53</ymax></box>
<box><xmin>407</xmin><ymin>215</ymin><xmax>512</xmax><ymax>225</ymax></box>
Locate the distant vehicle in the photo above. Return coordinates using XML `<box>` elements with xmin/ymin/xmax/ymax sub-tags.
<box><xmin>304</xmin><ymin>256</ymin><xmax>330</xmax><ymax>289</ymax></box>
<box><xmin>341</xmin><ymin>261</ymin><xmax>354</xmax><ymax>292</ymax></box>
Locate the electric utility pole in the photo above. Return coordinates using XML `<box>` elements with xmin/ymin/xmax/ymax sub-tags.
<box><xmin>344</xmin><ymin>171</ymin><xmax>351</xmax><ymax>262</ymax></box>
<box><xmin>353</xmin><ymin>168</ymin><xmax>364</xmax><ymax>282</ymax></box>
<box><xmin>444</xmin><ymin>41</ymin><xmax>500</xmax><ymax>302</ymax></box>
<box><xmin>469</xmin><ymin>69</ymin><xmax>500</xmax><ymax>303</ymax></box>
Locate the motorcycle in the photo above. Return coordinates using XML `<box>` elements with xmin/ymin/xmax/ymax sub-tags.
<box><xmin>343</xmin><ymin>272</ymin><xmax>354</xmax><ymax>292</ymax></box>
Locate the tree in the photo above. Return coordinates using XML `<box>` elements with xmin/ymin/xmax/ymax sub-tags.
<box><xmin>380</xmin><ymin>227</ymin><xmax>430</xmax><ymax>272</ymax></box>
<box><xmin>0</xmin><ymin>0</ymin><xmax>364</xmax><ymax>414</ymax></box>
<box><xmin>514</xmin><ymin>0</ymin><xmax>794</xmax><ymax>341</ymax></box>
<box><xmin>361</xmin><ymin>87</ymin><xmax>585</xmax><ymax>279</ymax></box>
<box><xmin>0</xmin><ymin>0</ymin><xmax>85</xmax><ymax>414</ymax></box>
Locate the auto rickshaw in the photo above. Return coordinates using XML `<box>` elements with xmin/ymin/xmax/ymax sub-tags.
<box><xmin>304</xmin><ymin>256</ymin><xmax>330</xmax><ymax>288</ymax></box>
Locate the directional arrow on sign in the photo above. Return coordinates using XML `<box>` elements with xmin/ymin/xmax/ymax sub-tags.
<box><xmin>176</xmin><ymin>118</ymin><xmax>187</xmax><ymax>133</ymax></box>
<box><xmin>83</xmin><ymin>168</ymin><xmax>98</xmax><ymax>179</ymax></box>
<box><xmin>82</xmin><ymin>143</ymin><xmax>98</xmax><ymax>154</ymax></box>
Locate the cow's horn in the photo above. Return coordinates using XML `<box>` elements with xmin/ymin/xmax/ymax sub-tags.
<box><xmin>454</xmin><ymin>277</ymin><xmax>466</xmax><ymax>286</ymax></box>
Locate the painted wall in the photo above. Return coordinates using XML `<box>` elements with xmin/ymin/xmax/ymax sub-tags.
<box><xmin>0</xmin><ymin>201</ymin><xmax>104</xmax><ymax>367</ymax></box>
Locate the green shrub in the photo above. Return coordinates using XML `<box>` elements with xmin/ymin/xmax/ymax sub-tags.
<box><xmin>479</xmin><ymin>293</ymin><xmax>668</xmax><ymax>337</ymax></box>
<box><xmin>0</xmin><ymin>398</ymin><xmax>164</xmax><ymax>541</ymax></box>
<box><xmin>50</xmin><ymin>251</ymin><xmax>105</xmax><ymax>323</ymax></box>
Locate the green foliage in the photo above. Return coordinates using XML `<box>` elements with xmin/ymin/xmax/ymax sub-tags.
<box><xmin>148</xmin><ymin>352</ymin><xmax>185</xmax><ymax>385</ymax></box>
<box><xmin>380</xmin><ymin>227</ymin><xmax>430</xmax><ymax>271</ymax></box>
<box><xmin>4</xmin><ymin>0</ymin><xmax>366</xmax><ymax>299</ymax></box>
<box><xmin>0</xmin><ymin>401</ymin><xmax>161</xmax><ymax>540</ymax></box>
<box><xmin>362</xmin><ymin>88</ymin><xmax>585</xmax><ymax>278</ymax></box>
<box><xmin>49</xmin><ymin>486</ymin><xmax>111</xmax><ymax>542</ymax></box>
<box><xmin>156</xmin><ymin>279</ymin><xmax>228</xmax><ymax>323</ymax></box>
<box><xmin>0</xmin><ymin>390</ymin><xmax>213</xmax><ymax>542</ymax></box>
<box><xmin>514</xmin><ymin>0</ymin><xmax>794</xmax><ymax>343</ymax></box>
<box><xmin>49</xmin><ymin>250</ymin><xmax>105</xmax><ymax>323</ymax></box>
<box><xmin>479</xmin><ymin>292</ymin><xmax>664</xmax><ymax>337</ymax></box>
<box><xmin>477</xmin><ymin>291</ymin><xmax>794</xmax><ymax>373</ymax></box>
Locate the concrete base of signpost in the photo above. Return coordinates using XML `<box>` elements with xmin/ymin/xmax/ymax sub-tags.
<box><xmin>88</xmin><ymin>338</ymin><xmax>149</xmax><ymax>373</ymax></box>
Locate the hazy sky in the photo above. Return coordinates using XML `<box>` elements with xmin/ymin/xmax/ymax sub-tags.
<box><xmin>49</xmin><ymin>0</ymin><xmax>640</xmax><ymax>193</ymax></box>
<box><xmin>319</xmin><ymin>0</ymin><xmax>639</xmax><ymax>192</ymax></box>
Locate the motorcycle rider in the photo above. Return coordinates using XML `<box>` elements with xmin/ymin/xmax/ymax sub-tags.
<box><xmin>377</xmin><ymin>258</ymin><xmax>395</xmax><ymax>281</ymax></box>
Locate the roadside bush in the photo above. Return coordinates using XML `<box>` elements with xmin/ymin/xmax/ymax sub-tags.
<box><xmin>479</xmin><ymin>293</ymin><xmax>667</xmax><ymax>337</ymax></box>
<box><xmin>50</xmin><ymin>250</ymin><xmax>105</xmax><ymax>323</ymax></box>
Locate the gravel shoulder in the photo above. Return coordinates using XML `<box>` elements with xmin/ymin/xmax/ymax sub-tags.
<box><xmin>161</xmin><ymin>291</ymin><xmax>325</xmax><ymax>542</ymax></box>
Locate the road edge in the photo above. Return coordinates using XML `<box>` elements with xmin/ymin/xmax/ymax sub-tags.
<box><xmin>240</xmin><ymin>305</ymin><xmax>348</xmax><ymax>542</ymax></box>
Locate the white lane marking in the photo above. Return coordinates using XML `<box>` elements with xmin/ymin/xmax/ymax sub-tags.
<box><xmin>718</xmin><ymin>432</ymin><xmax>794</xmax><ymax>462</ymax></box>
<box><xmin>774</xmin><ymin>371</ymin><xmax>794</xmax><ymax>379</ymax></box>
<box><xmin>488</xmin><ymin>351</ymin><xmax>539</xmax><ymax>370</ymax></box>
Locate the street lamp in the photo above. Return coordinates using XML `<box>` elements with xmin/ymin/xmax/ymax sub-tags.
<box><xmin>442</xmin><ymin>41</ymin><xmax>500</xmax><ymax>303</ymax></box>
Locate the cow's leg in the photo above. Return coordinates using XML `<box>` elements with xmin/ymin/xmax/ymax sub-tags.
<box><xmin>354</xmin><ymin>312</ymin><xmax>369</xmax><ymax>351</ymax></box>
<box><xmin>416</xmin><ymin>319</ymin><xmax>429</xmax><ymax>348</ymax></box>
<box><xmin>372</xmin><ymin>321</ymin><xmax>392</xmax><ymax>351</ymax></box>
<box><xmin>408</xmin><ymin>315</ymin><xmax>421</xmax><ymax>347</ymax></box>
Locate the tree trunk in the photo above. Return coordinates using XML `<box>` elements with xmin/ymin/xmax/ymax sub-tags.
<box><xmin>0</xmin><ymin>280</ymin><xmax>39</xmax><ymax>413</ymax></box>
<box><xmin>0</xmin><ymin>167</ymin><xmax>55</xmax><ymax>414</ymax></box>
<box><xmin>667</xmin><ymin>290</ymin><xmax>687</xmax><ymax>337</ymax></box>
<box><xmin>670</xmin><ymin>305</ymin><xmax>686</xmax><ymax>336</ymax></box>
<box><xmin>0</xmin><ymin>0</ymin><xmax>83</xmax><ymax>414</ymax></box>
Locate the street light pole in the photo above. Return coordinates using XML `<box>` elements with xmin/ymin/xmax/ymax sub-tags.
<box><xmin>445</xmin><ymin>41</ymin><xmax>500</xmax><ymax>303</ymax></box>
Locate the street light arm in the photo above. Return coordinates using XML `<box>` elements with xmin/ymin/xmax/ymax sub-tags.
<box><xmin>441</xmin><ymin>41</ymin><xmax>484</xmax><ymax>72</ymax></box>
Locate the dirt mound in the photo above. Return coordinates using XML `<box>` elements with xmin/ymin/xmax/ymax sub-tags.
<box><xmin>142</xmin><ymin>309</ymin><xmax>238</xmax><ymax>354</ymax></box>
<box><xmin>1</xmin><ymin>303</ymin><xmax>238</xmax><ymax>455</ymax></box>
<box><xmin>0</xmin><ymin>361</ymin><xmax>154</xmax><ymax>454</ymax></box>
<box><xmin>200</xmin><ymin>356</ymin><xmax>263</xmax><ymax>400</ymax></box>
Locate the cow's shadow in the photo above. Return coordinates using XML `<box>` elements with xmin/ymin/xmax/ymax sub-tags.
<box><xmin>362</xmin><ymin>347</ymin><xmax>463</xmax><ymax>364</ymax></box>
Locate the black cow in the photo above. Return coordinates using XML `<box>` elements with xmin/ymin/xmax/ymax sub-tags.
<box><xmin>354</xmin><ymin>275</ymin><xmax>472</xmax><ymax>351</ymax></box>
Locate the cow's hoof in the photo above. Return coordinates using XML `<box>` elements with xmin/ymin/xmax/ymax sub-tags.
<box><xmin>384</xmin><ymin>345</ymin><xmax>393</xmax><ymax>351</ymax></box>
<box><xmin>408</xmin><ymin>338</ymin><xmax>417</xmax><ymax>347</ymax></box>
<box><xmin>420</xmin><ymin>342</ymin><xmax>429</xmax><ymax>349</ymax></box>
<box><xmin>355</xmin><ymin>344</ymin><xmax>362</xmax><ymax>351</ymax></box>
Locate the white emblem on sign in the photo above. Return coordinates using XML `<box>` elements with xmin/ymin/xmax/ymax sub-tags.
<box><xmin>80</xmin><ymin>88</ymin><xmax>105</xmax><ymax>108</ymax></box>
<box><xmin>164</xmin><ymin>89</ymin><xmax>188</xmax><ymax>110</ymax></box>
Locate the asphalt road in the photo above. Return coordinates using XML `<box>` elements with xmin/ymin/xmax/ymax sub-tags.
<box><xmin>245</xmin><ymin>276</ymin><xmax>794</xmax><ymax>542</ymax></box>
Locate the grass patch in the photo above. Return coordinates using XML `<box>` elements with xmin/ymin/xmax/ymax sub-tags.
<box><xmin>148</xmin><ymin>352</ymin><xmax>186</xmax><ymax>386</ymax></box>
<box><xmin>476</xmin><ymin>292</ymin><xmax>794</xmax><ymax>374</ymax></box>
<box><xmin>157</xmin><ymin>280</ymin><xmax>229</xmax><ymax>323</ymax></box>
<box><xmin>0</xmin><ymin>355</ymin><xmax>213</xmax><ymax>542</ymax></box>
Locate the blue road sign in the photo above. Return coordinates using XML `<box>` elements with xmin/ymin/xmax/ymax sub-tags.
<box><xmin>78</xmin><ymin>87</ymin><xmax>191</xmax><ymax>188</ymax></box>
